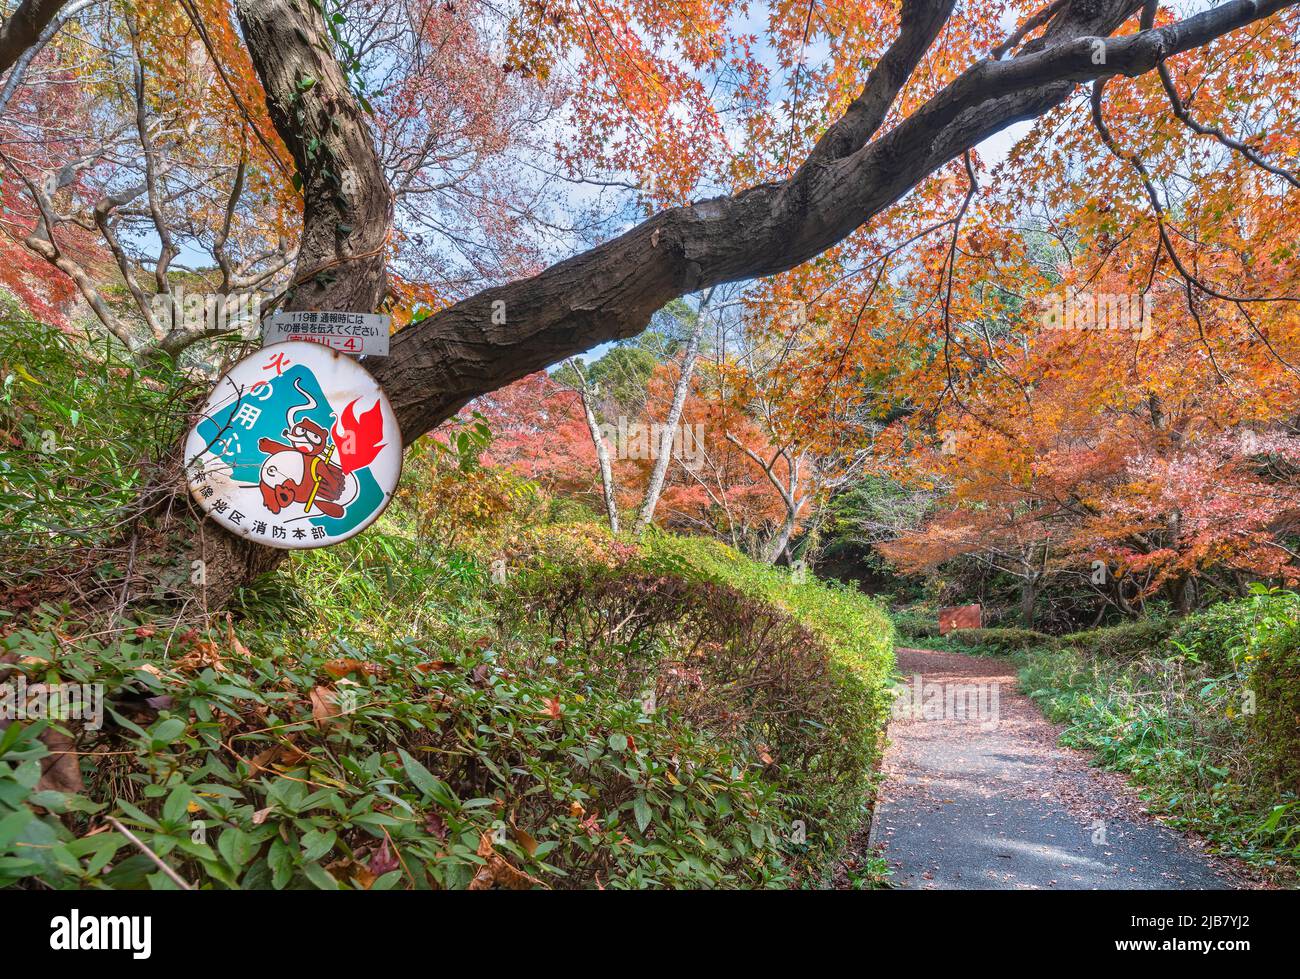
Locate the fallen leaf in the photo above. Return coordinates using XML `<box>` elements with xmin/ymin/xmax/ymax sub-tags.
<box><xmin>369</xmin><ymin>837</ymin><xmax>400</xmax><ymax>876</ymax></box>
<box><xmin>468</xmin><ymin>831</ymin><xmax>544</xmax><ymax>890</ymax></box>
<box><xmin>324</xmin><ymin>658</ymin><xmax>380</xmax><ymax>679</ymax></box>
<box><xmin>224</xmin><ymin>613</ymin><xmax>251</xmax><ymax>658</ymax></box>
<box><xmin>424</xmin><ymin>811</ymin><xmax>449</xmax><ymax>841</ymax></box>
<box><xmin>34</xmin><ymin>727</ymin><xmax>83</xmax><ymax>794</ymax></box>
<box><xmin>512</xmin><ymin>825</ymin><xmax>539</xmax><ymax>857</ymax></box>
<box><xmin>309</xmin><ymin>686</ymin><xmax>336</xmax><ymax>730</ymax></box>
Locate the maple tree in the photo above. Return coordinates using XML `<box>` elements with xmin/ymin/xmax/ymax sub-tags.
<box><xmin>2</xmin><ymin>0</ymin><xmax>1298</xmax><ymax>607</ymax></box>
<box><xmin>467</xmin><ymin>351</ymin><xmax>798</xmax><ymax>558</ymax></box>
<box><xmin>877</xmin><ymin>137</ymin><xmax>1300</xmax><ymax>622</ymax></box>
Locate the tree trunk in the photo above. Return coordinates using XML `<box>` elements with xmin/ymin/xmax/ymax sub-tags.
<box><xmin>633</xmin><ymin>297</ymin><xmax>709</xmax><ymax>533</ymax></box>
<box><xmin>103</xmin><ymin>0</ymin><xmax>394</xmax><ymax>614</ymax></box>
<box><xmin>569</xmin><ymin>360</ymin><xmax>620</xmax><ymax>534</ymax></box>
<box><xmin>761</xmin><ymin>512</ymin><xmax>798</xmax><ymax>565</ymax></box>
<box><xmin>1020</xmin><ymin>577</ymin><xmax>1037</xmax><ymax>629</ymax></box>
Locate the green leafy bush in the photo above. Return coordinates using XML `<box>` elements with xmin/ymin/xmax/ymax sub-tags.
<box><xmin>1058</xmin><ymin>618</ymin><xmax>1172</xmax><ymax>659</ymax></box>
<box><xmin>0</xmin><ymin>526</ymin><xmax>894</xmax><ymax>890</ymax></box>
<box><xmin>0</xmin><ymin>314</ymin><xmax>196</xmax><ymax>585</ymax></box>
<box><xmin>1168</xmin><ymin>588</ymin><xmax>1300</xmax><ymax>670</ymax></box>
<box><xmin>1018</xmin><ymin>606</ymin><xmax>1300</xmax><ymax>876</ymax></box>
<box><xmin>1252</xmin><ymin>621</ymin><xmax>1300</xmax><ymax>798</ymax></box>
<box><xmin>887</xmin><ymin>607</ymin><xmax>939</xmax><ymax>641</ymax></box>
<box><xmin>517</xmin><ymin>563</ymin><xmax>891</xmax><ymax>873</ymax></box>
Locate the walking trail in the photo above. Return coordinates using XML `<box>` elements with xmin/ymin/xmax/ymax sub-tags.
<box><xmin>869</xmin><ymin>647</ymin><xmax>1247</xmax><ymax>890</ymax></box>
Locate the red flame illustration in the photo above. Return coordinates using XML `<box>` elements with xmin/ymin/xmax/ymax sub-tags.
<box><xmin>332</xmin><ymin>397</ymin><xmax>386</xmax><ymax>474</ymax></box>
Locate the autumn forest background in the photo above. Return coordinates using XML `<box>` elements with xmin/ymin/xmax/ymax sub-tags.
<box><xmin>2</xmin><ymin>0</ymin><xmax>1300</xmax><ymax>891</ymax></box>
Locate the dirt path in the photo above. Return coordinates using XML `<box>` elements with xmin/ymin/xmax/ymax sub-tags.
<box><xmin>869</xmin><ymin>647</ymin><xmax>1248</xmax><ymax>890</ymax></box>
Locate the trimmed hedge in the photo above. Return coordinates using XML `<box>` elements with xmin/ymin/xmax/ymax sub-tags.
<box><xmin>0</xmin><ymin>525</ymin><xmax>894</xmax><ymax>890</ymax></box>
<box><xmin>1253</xmin><ymin>622</ymin><xmax>1300</xmax><ymax>797</ymax></box>
<box><xmin>514</xmin><ymin>529</ymin><xmax>896</xmax><ymax>875</ymax></box>
<box><xmin>1059</xmin><ymin>619</ymin><xmax>1173</xmax><ymax>660</ymax></box>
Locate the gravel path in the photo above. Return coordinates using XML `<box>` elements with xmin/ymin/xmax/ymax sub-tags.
<box><xmin>869</xmin><ymin>647</ymin><xmax>1248</xmax><ymax>890</ymax></box>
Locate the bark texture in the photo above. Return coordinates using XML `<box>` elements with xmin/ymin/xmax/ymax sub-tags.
<box><xmin>0</xmin><ymin>0</ymin><xmax>66</xmax><ymax>76</ymax></box>
<box><xmin>633</xmin><ymin>299</ymin><xmax>708</xmax><ymax>534</ymax></box>
<box><xmin>123</xmin><ymin>0</ymin><xmax>395</xmax><ymax>611</ymax></box>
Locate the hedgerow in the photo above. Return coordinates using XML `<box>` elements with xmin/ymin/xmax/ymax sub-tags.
<box><xmin>0</xmin><ymin>523</ymin><xmax>894</xmax><ymax>890</ymax></box>
<box><xmin>511</xmin><ymin>527</ymin><xmax>896</xmax><ymax>875</ymax></box>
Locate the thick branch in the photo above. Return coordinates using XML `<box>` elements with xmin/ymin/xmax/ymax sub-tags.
<box><xmin>0</xmin><ymin>0</ymin><xmax>66</xmax><ymax>76</ymax></box>
<box><xmin>370</xmin><ymin>0</ymin><xmax>1293</xmax><ymax>440</ymax></box>
<box><xmin>803</xmin><ymin>0</ymin><xmax>958</xmax><ymax>165</ymax></box>
<box><xmin>226</xmin><ymin>0</ymin><xmax>1299</xmax><ymax>451</ymax></box>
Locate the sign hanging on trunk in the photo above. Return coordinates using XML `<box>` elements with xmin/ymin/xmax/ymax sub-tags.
<box><xmin>263</xmin><ymin>310</ymin><xmax>391</xmax><ymax>357</ymax></box>
<box><xmin>184</xmin><ymin>341</ymin><xmax>402</xmax><ymax>549</ymax></box>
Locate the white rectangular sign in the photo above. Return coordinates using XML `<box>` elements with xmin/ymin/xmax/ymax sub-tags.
<box><xmin>264</xmin><ymin>310</ymin><xmax>391</xmax><ymax>357</ymax></box>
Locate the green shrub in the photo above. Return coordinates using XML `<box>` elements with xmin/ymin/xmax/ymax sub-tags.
<box><xmin>0</xmin><ymin>314</ymin><xmax>196</xmax><ymax>585</ymax></box>
<box><xmin>0</xmin><ymin>526</ymin><xmax>895</xmax><ymax>890</ymax></box>
<box><xmin>517</xmin><ymin>567</ymin><xmax>888</xmax><ymax>876</ymax></box>
<box><xmin>0</xmin><ymin>601</ymin><xmax>796</xmax><ymax>890</ymax></box>
<box><xmin>1252</xmin><ymin>621</ymin><xmax>1300</xmax><ymax>798</ymax></box>
<box><xmin>944</xmin><ymin>627</ymin><xmax>1051</xmax><ymax>653</ymax></box>
<box><xmin>1169</xmin><ymin>589</ymin><xmax>1300</xmax><ymax>671</ymax></box>
<box><xmin>1059</xmin><ymin>618</ymin><xmax>1172</xmax><ymax>659</ymax></box>
<box><xmin>1019</xmin><ymin>614</ymin><xmax>1300</xmax><ymax>875</ymax></box>
<box><xmin>890</xmin><ymin>608</ymin><xmax>939</xmax><ymax>641</ymax></box>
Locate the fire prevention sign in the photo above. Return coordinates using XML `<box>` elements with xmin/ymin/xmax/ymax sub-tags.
<box><xmin>184</xmin><ymin>341</ymin><xmax>402</xmax><ymax>548</ymax></box>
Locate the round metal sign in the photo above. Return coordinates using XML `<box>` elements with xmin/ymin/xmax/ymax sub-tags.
<box><xmin>184</xmin><ymin>341</ymin><xmax>402</xmax><ymax>549</ymax></box>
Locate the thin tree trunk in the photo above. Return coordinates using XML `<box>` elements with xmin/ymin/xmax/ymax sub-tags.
<box><xmin>1020</xmin><ymin>576</ymin><xmax>1038</xmax><ymax>629</ymax></box>
<box><xmin>726</xmin><ymin>437</ymin><xmax>805</xmax><ymax>565</ymax></box>
<box><xmin>633</xmin><ymin>289</ymin><xmax>712</xmax><ymax>534</ymax></box>
<box><xmin>568</xmin><ymin>359</ymin><xmax>620</xmax><ymax>533</ymax></box>
<box><xmin>762</xmin><ymin>511</ymin><xmax>798</xmax><ymax>565</ymax></box>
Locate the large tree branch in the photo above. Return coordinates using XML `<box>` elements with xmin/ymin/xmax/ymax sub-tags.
<box><xmin>0</xmin><ymin>0</ymin><xmax>66</xmax><ymax>76</ymax></box>
<box><xmin>233</xmin><ymin>0</ymin><xmax>1296</xmax><ymax>445</ymax></box>
<box><xmin>803</xmin><ymin>0</ymin><xmax>958</xmax><ymax>165</ymax></box>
